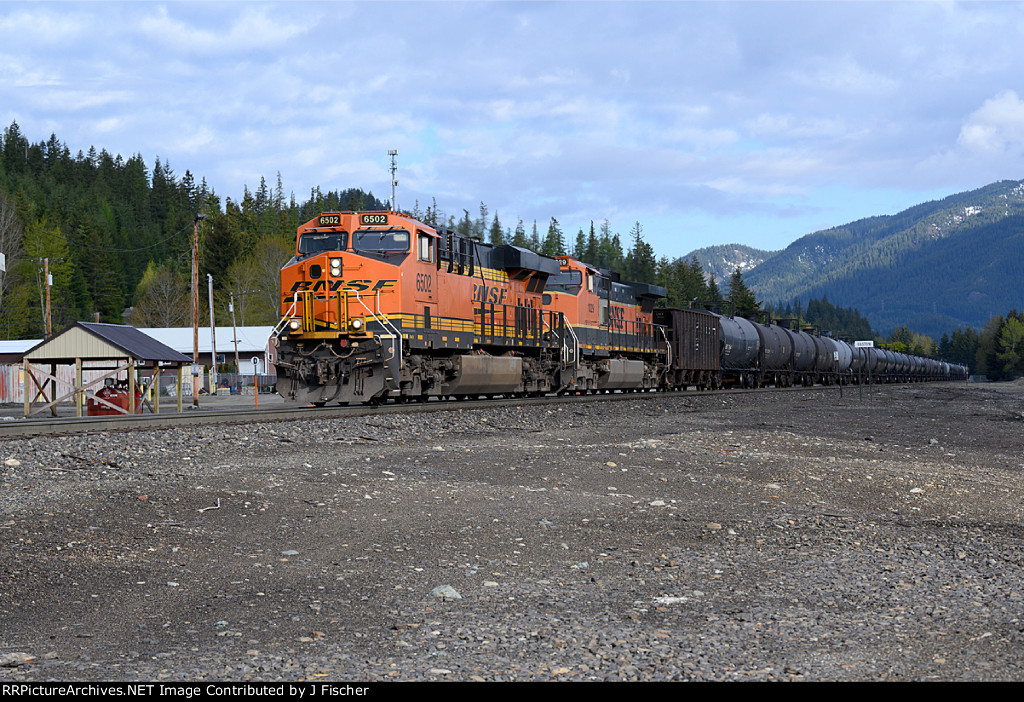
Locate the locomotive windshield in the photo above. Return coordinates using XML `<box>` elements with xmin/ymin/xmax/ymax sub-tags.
<box><xmin>544</xmin><ymin>270</ymin><xmax>583</xmax><ymax>294</ymax></box>
<box><xmin>353</xmin><ymin>229</ymin><xmax>410</xmax><ymax>253</ymax></box>
<box><xmin>298</xmin><ymin>231</ymin><xmax>348</xmax><ymax>255</ymax></box>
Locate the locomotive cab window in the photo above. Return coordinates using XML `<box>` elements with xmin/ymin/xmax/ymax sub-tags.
<box><xmin>545</xmin><ymin>270</ymin><xmax>582</xmax><ymax>294</ymax></box>
<box><xmin>353</xmin><ymin>229</ymin><xmax>410</xmax><ymax>253</ymax></box>
<box><xmin>417</xmin><ymin>232</ymin><xmax>434</xmax><ymax>262</ymax></box>
<box><xmin>298</xmin><ymin>231</ymin><xmax>348</xmax><ymax>255</ymax></box>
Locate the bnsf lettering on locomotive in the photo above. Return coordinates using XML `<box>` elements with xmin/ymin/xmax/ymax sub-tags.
<box><xmin>318</xmin><ymin>214</ymin><xmax>341</xmax><ymax>226</ymax></box>
<box><xmin>360</xmin><ymin>214</ymin><xmax>388</xmax><ymax>225</ymax></box>
<box><xmin>473</xmin><ymin>283</ymin><xmax>507</xmax><ymax>305</ymax></box>
<box><xmin>289</xmin><ymin>279</ymin><xmax>395</xmax><ymax>293</ymax></box>
<box><xmin>289</xmin><ymin>280</ymin><xmax>346</xmax><ymax>293</ymax></box>
<box><xmin>609</xmin><ymin>306</ymin><xmax>625</xmax><ymax>330</ymax></box>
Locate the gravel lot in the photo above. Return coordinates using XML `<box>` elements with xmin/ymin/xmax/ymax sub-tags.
<box><xmin>1</xmin><ymin>382</ymin><xmax>1022</xmax><ymax>681</ymax></box>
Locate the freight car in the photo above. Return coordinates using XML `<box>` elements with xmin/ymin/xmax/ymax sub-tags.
<box><xmin>270</xmin><ymin>211</ymin><xmax>967</xmax><ymax>404</ymax></box>
<box><xmin>656</xmin><ymin>308</ymin><xmax>967</xmax><ymax>389</ymax></box>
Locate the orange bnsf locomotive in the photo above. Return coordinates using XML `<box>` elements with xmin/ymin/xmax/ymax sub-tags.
<box><xmin>543</xmin><ymin>257</ymin><xmax>667</xmax><ymax>391</ymax></box>
<box><xmin>272</xmin><ymin>211</ymin><xmax>665</xmax><ymax>404</ymax></box>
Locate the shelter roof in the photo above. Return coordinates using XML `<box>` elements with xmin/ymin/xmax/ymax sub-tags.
<box><xmin>19</xmin><ymin>323</ymin><xmax>191</xmax><ymax>364</ymax></box>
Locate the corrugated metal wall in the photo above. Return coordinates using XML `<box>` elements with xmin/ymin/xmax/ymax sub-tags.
<box><xmin>0</xmin><ymin>364</ymin><xmax>122</xmax><ymax>404</ymax></box>
<box><xmin>0</xmin><ymin>364</ymin><xmax>22</xmax><ymax>403</ymax></box>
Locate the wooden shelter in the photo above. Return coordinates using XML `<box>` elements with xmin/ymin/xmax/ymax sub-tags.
<box><xmin>18</xmin><ymin>322</ymin><xmax>190</xmax><ymax>418</ymax></box>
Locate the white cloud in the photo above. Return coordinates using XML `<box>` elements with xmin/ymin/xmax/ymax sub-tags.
<box><xmin>0</xmin><ymin>54</ymin><xmax>62</xmax><ymax>88</ymax></box>
<box><xmin>958</xmin><ymin>90</ymin><xmax>1024</xmax><ymax>153</ymax></box>
<box><xmin>0</xmin><ymin>8</ymin><xmax>85</xmax><ymax>44</ymax></box>
<box><xmin>789</xmin><ymin>56</ymin><xmax>899</xmax><ymax>96</ymax></box>
<box><xmin>137</xmin><ymin>5</ymin><xmax>309</xmax><ymax>55</ymax></box>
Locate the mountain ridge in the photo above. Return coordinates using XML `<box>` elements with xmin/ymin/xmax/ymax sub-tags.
<box><xmin>741</xmin><ymin>179</ymin><xmax>1024</xmax><ymax>339</ymax></box>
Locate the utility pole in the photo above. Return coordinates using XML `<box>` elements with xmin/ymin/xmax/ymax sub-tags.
<box><xmin>230</xmin><ymin>293</ymin><xmax>241</xmax><ymax>388</ymax></box>
<box><xmin>388</xmin><ymin>149</ymin><xmax>398</xmax><ymax>212</ymax></box>
<box><xmin>208</xmin><ymin>273</ymin><xmax>217</xmax><ymax>391</ymax></box>
<box><xmin>191</xmin><ymin>213</ymin><xmax>206</xmax><ymax>408</ymax></box>
<box><xmin>44</xmin><ymin>257</ymin><xmax>52</xmax><ymax>337</ymax></box>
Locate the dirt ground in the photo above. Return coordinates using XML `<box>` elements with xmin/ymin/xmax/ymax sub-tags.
<box><xmin>1</xmin><ymin>381</ymin><xmax>1022</xmax><ymax>681</ymax></box>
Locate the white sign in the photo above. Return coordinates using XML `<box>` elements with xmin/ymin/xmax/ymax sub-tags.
<box><xmin>251</xmin><ymin>356</ymin><xmax>261</xmax><ymax>371</ymax></box>
<box><xmin>854</xmin><ymin>340</ymin><xmax>874</xmax><ymax>348</ymax></box>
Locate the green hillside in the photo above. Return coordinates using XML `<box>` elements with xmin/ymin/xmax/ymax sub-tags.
<box><xmin>746</xmin><ymin>180</ymin><xmax>1024</xmax><ymax>338</ymax></box>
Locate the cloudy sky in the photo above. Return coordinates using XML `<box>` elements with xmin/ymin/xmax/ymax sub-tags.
<box><xmin>2</xmin><ymin>1</ymin><xmax>1024</xmax><ymax>257</ymax></box>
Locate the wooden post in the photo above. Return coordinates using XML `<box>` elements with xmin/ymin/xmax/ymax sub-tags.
<box><xmin>75</xmin><ymin>358</ymin><xmax>83</xmax><ymax>417</ymax></box>
<box><xmin>22</xmin><ymin>359</ymin><xmax>29</xmax><ymax>417</ymax></box>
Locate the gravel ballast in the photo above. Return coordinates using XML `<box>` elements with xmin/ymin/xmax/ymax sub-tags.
<box><xmin>1</xmin><ymin>382</ymin><xmax>1022</xmax><ymax>681</ymax></box>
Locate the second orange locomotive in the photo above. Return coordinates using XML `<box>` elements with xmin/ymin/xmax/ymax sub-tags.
<box><xmin>272</xmin><ymin>211</ymin><xmax>669</xmax><ymax>404</ymax></box>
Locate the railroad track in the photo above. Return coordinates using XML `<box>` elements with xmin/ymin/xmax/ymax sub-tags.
<box><xmin>0</xmin><ymin>381</ymin><xmax>897</xmax><ymax>438</ymax></box>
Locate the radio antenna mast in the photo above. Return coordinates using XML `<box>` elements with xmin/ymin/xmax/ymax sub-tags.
<box><xmin>388</xmin><ymin>149</ymin><xmax>398</xmax><ymax>212</ymax></box>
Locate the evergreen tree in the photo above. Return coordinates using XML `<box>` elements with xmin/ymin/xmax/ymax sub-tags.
<box><xmin>488</xmin><ymin>212</ymin><xmax>504</xmax><ymax>246</ymax></box>
<box><xmin>573</xmin><ymin>228</ymin><xmax>585</xmax><ymax>259</ymax></box>
<box><xmin>541</xmin><ymin>217</ymin><xmax>565</xmax><ymax>257</ymax></box>
<box><xmin>458</xmin><ymin>209</ymin><xmax>473</xmax><ymax>237</ymax></box>
<box><xmin>727</xmin><ymin>267</ymin><xmax>760</xmax><ymax>318</ymax></box>
<box><xmin>706</xmin><ymin>274</ymin><xmax>724</xmax><ymax>306</ymax></box>
<box><xmin>626</xmin><ymin>221</ymin><xmax>656</xmax><ymax>283</ymax></box>
<box><xmin>996</xmin><ymin>313</ymin><xmax>1024</xmax><ymax>378</ymax></box>
<box><xmin>476</xmin><ymin>202</ymin><xmax>489</xmax><ymax>240</ymax></box>
<box><xmin>511</xmin><ymin>219</ymin><xmax>528</xmax><ymax>248</ymax></box>
<box><xmin>584</xmin><ymin>221</ymin><xmax>598</xmax><ymax>264</ymax></box>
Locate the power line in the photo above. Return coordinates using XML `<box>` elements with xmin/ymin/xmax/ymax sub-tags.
<box><xmin>69</xmin><ymin>221</ymin><xmax>194</xmax><ymax>253</ymax></box>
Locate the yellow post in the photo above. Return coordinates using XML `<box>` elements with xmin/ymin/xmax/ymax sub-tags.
<box><xmin>153</xmin><ymin>365</ymin><xmax>160</xmax><ymax>414</ymax></box>
<box><xmin>128</xmin><ymin>358</ymin><xmax>136</xmax><ymax>414</ymax></box>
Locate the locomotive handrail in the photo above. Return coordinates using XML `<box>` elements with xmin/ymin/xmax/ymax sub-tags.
<box><xmin>536</xmin><ymin>312</ymin><xmax>578</xmax><ymax>367</ymax></box>
<box><xmin>272</xmin><ymin>294</ymin><xmax>301</xmax><ymax>337</ymax></box>
<box><xmin>561</xmin><ymin>317</ymin><xmax>579</xmax><ymax>367</ymax></box>
<box><xmin>352</xmin><ymin>289</ymin><xmax>403</xmax><ymax>370</ymax></box>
